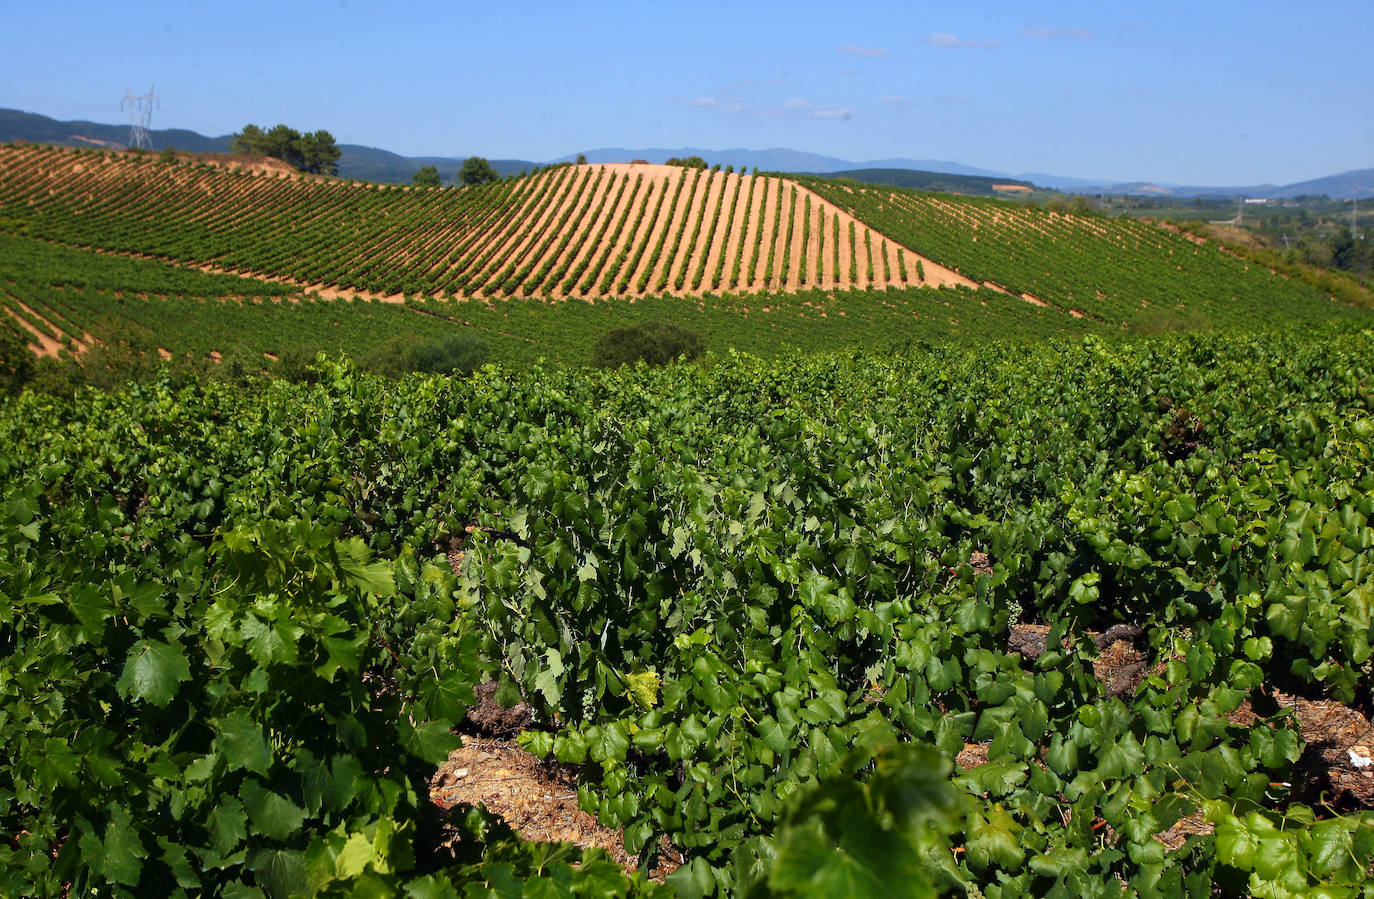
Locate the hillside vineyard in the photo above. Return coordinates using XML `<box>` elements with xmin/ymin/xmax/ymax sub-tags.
<box><xmin>5</xmin><ymin>135</ymin><xmax>1374</xmax><ymax>895</ymax></box>
<box><xmin>0</xmin><ymin>145</ymin><xmax>964</xmax><ymax>300</ymax></box>
<box><xmin>1</xmin><ymin>143</ymin><xmax>1363</xmax><ymax>343</ymax></box>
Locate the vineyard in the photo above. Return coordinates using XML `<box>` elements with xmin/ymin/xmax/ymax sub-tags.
<box><xmin>6</xmin><ymin>138</ymin><xmax>1374</xmax><ymax>895</ymax></box>
<box><xmin>796</xmin><ymin>176</ymin><xmax>1363</xmax><ymax>331</ymax></box>
<box><xmin>0</xmin><ymin>144</ymin><xmax>947</xmax><ymax>301</ymax></box>
<box><xmin>6</xmin><ymin>326</ymin><xmax>1374</xmax><ymax>895</ymax></box>
<box><xmin>0</xmin><ymin>229</ymin><xmax>1097</xmax><ymax>370</ymax></box>
<box><xmin>2</xmin><ymin>143</ymin><xmax>1370</xmax><ymax>373</ymax></box>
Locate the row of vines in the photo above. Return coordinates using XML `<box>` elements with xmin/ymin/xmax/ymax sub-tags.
<box><xmin>6</xmin><ymin>327</ymin><xmax>1374</xmax><ymax>894</ymax></box>
<box><xmin>0</xmin><ymin>145</ymin><xmax>916</xmax><ymax>302</ymax></box>
<box><xmin>796</xmin><ymin>175</ymin><xmax>1366</xmax><ymax>331</ymax></box>
<box><xmin>0</xmin><ymin>229</ymin><xmax>1098</xmax><ymax>373</ymax></box>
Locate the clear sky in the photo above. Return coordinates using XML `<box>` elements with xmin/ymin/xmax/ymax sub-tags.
<box><xmin>4</xmin><ymin>0</ymin><xmax>1370</xmax><ymax>185</ymax></box>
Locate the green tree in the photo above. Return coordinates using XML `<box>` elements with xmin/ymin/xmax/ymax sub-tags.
<box><xmin>576</xmin><ymin>153</ymin><xmax>587</xmax><ymax>165</ymax></box>
<box><xmin>230</xmin><ymin>124</ymin><xmax>339</xmax><ymax>175</ymax></box>
<box><xmin>228</xmin><ymin>124</ymin><xmax>268</xmax><ymax>155</ymax></box>
<box><xmin>298</xmin><ymin>129</ymin><xmax>341</xmax><ymax>175</ymax></box>
<box><xmin>362</xmin><ymin>334</ymin><xmax>488</xmax><ymax>377</ymax></box>
<box><xmin>459</xmin><ymin>156</ymin><xmax>499</xmax><ymax>187</ymax></box>
<box><xmin>411</xmin><ymin>165</ymin><xmax>442</xmax><ymax>188</ymax></box>
<box><xmin>262</xmin><ymin>124</ymin><xmax>304</xmax><ymax>166</ymax></box>
<box><xmin>666</xmin><ymin>156</ymin><xmax>708</xmax><ymax>170</ymax></box>
<box><xmin>591</xmin><ymin>321</ymin><xmax>705</xmax><ymax>368</ymax></box>
<box><xmin>0</xmin><ymin>322</ymin><xmax>34</xmax><ymax>396</ymax></box>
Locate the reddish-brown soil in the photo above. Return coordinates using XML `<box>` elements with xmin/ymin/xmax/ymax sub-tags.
<box><xmin>996</xmin><ymin>620</ymin><xmax>1374</xmax><ymax>849</ymax></box>
<box><xmin>430</xmin><ymin>737</ymin><xmax>682</xmax><ymax>880</ymax></box>
<box><xmin>2</xmin><ymin>297</ymin><xmax>95</xmax><ymax>358</ymax></box>
<box><xmin>3</xmin><ymin>304</ymin><xmax>66</xmax><ymax>357</ymax></box>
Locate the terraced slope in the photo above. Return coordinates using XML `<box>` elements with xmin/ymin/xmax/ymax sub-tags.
<box><xmin>0</xmin><ymin>144</ymin><xmax>956</xmax><ymax>300</ymax></box>
<box><xmin>1</xmin><ymin>143</ymin><xmax>1363</xmax><ymax>347</ymax></box>
<box><xmin>797</xmin><ymin>175</ymin><xmax>1362</xmax><ymax>329</ymax></box>
<box><xmin>0</xmin><ymin>229</ymin><xmax>1092</xmax><ymax>368</ymax></box>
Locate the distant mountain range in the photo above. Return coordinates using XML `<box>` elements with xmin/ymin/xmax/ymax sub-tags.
<box><xmin>550</xmin><ymin>146</ymin><xmax>1012</xmax><ymax>180</ymax></box>
<box><xmin>566</xmin><ymin>146</ymin><xmax>1373</xmax><ymax>200</ymax></box>
<box><xmin>2</xmin><ymin>108</ymin><xmax>1370</xmax><ymax>199</ymax></box>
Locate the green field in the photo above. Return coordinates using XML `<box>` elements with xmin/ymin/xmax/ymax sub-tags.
<box><xmin>6</xmin><ymin>329</ymin><xmax>1374</xmax><ymax>895</ymax></box>
<box><xmin>1</xmin><ymin>228</ymin><xmax>1099</xmax><ymax>374</ymax></box>
<box><xmin>796</xmin><ymin>176</ymin><xmax>1367</xmax><ymax>330</ymax></box>
<box><xmin>3</xmin><ymin>142</ymin><xmax>1368</xmax><ymax>375</ymax></box>
<box><xmin>5</xmin><ymin>138</ymin><xmax>1374</xmax><ymax>897</ymax></box>
<box><xmin>4</xmin><ymin>152</ymin><xmax>1371</xmax><ymax>380</ymax></box>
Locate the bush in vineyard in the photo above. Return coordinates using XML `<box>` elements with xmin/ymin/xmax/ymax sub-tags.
<box><xmin>666</xmin><ymin>156</ymin><xmax>708</xmax><ymax>170</ymax></box>
<box><xmin>0</xmin><ymin>321</ymin><xmax>35</xmax><ymax>395</ymax></box>
<box><xmin>591</xmin><ymin>321</ymin><xmax>705</xmax><ymax>368</ymax></box>
<box><xmin>274</xmin><ymin>344</ymin><xmax>326</xmax><ymax>383</ymax></box>
<box><xmin>362</xmin><ymin>333</ymin><xmax>488</xmax><ymax>377</ymax></box>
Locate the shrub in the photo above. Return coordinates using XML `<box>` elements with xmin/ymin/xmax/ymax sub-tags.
<box><xmin>207</xmin><ymin>346</ymin><xmax>266</xmax><ymax>384</ymax></box>
<box><xmin>590</xmin><ymin>321</ymin><xmax>705</xmax><ymax>368</ymax></box>
<box><xmin>362</xmin><ymin>333</ymin><xmax>489</xmax><ymax>378</ymax></box>
<box><xmin>666</xmin><ymin>156</ymin><xmax>708</xmax><ymax>170</ymax></box>
<box><xmin>0</xmin><ymin>322</ymin><xmax>35</xmax><ymax>395</ymax></box>
<box><xmin>409</xmin><ymin>334</ymin><xmax>489</xmax><ymax>374</ymax></box>
<box><xmin>274</xmin><ymin>344</ymin><xmax>325</xmax><ymax>383</ymax></box>
<box><xmin>26</xmin><ymin>356</ymin><xmax>83</xmax><ymax>396</ymax></box>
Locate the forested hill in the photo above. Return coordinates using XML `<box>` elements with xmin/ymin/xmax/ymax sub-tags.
<box><xmin>0</xmin><ymin>108</ymin><xmax>225</xmax><ymax>152</ymax></box>
<box><xmin>0</xmin><ymin>109</ymin><xmax>533</xmax><ymax>183</ymax></box>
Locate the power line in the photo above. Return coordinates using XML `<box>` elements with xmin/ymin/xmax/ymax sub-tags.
<box><xmin>120</xmin><ymin>87</ymin><xmax>158</xmax><ymax>150</ymax></box>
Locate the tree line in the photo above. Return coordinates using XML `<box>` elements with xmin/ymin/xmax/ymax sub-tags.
<box><xmin>411</xmin><ymin>157</ymin><xmax>503</xmax><ymax>188</ymax></box>
<box><xmin>229</xmin><ymin>124</ymin><xmax>341</xmax><ymax>175</ymax></box>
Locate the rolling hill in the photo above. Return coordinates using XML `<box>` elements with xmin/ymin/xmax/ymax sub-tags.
<box><xmin>0</xmin><ymin>141</ymin><xmax>1367</xmax><ymax>369</ymax></box>
<box><xmin>0</xmin><ymin>108</ymin><xmax>534</xmax><ymax>183</ymax></box>
<box><xmin>0</xmin><ymin>144</ymin><xmax>955</xmax><ymax>300</ymax></box>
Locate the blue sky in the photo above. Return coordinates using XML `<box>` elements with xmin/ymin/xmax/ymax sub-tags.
<box><xmin>4</xmin><ymin>0</ymin><xmax>1370</xmax><ymax>185</ymax></box>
